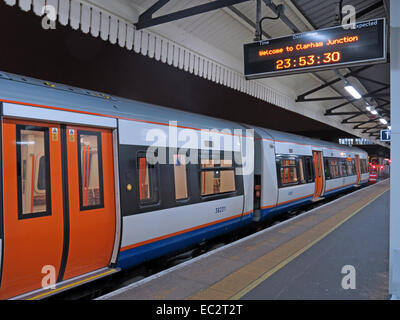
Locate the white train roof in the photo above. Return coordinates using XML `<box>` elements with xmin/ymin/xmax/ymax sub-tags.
<box><xmin>0</xmin><ymin>71</ymin><xmax>246</xmax><ymax>132</ymax></box>
<box><xmin>252</xmin><ymin>126</ymin><xmax>368</xmax><ymax>155</ymax></box>
<box><xmin>0</xmin><ymin>71</ymin><xmax>367</xmax><ymax>155</ymax></box>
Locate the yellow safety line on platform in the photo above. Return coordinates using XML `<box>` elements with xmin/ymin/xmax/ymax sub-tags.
<box><xmin>27</xmin><ymin>269</ymin><xmax>118</xmax><ymax>300</ymax></box>
<box><xmin>187</xmin><ymin>183</ymin><xmax>389</xmax><ymax>300</ymax></box>
<box><xmin>230</xmin><ymin>188</ymin><xmax>389</xmax><ymax>300</ymax></box>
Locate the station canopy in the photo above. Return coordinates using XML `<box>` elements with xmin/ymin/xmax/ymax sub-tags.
<box><xmin>3</xmin><ymin>0</ymin><xmax>390</xmax><ymax>147</ymax></box>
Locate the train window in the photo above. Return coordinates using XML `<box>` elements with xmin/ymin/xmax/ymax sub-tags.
<box><xmin>339</xmin><ymin>160</ymin><xmax>347</xmax><ymax>177</ymax></box>
<box><xmin>279</xmin><ymin>158</ymin><xmax>298</xmax><ymax>187</ymax></box>
<box><xmin>324</xmin><ymin>159</ymin><xmax>331</xmax><ymax>180</ymax></box>
<box><xmin>359</xmin><ymin>159</ymin><xmax>365</xmax><ymax>173</ymax></box>
<box><xmin>78</xmin><ymin>131</ymin><xmax>104</xmax><ymax>210</ymax></box>
<box><xmin>37</xmin><ymin>156</ymin><xmax>46</xmax><ymax>190</ymax></box>
<box><xmin>329</xmin><ymin>159</ymin><xmax>340</xmax><ymax>179</ymax></box>
<box><xmin>200</xmin><ymin>154</ymin><xmax>236</xmax><ymax>196</ymax></box>
<box><xmin>173</xmin><ymin>154</ymin><xmax>188</xmax><ymax>200</ymax></box>
<box><xmin>298</xmin><ymin>158</ymin><xmax>306</xmax><ymax>183</ymax></box>
<box><xmin>137</xmin><ymin>154</ymin><xmax>159</xmax><ymax>205</ymax></box>
<box><xmin>139</xmin><ymin>157</ymin><xmax>152</xmax><ymax>201</ymax></box>
<box><xmin>346</xmin><ymin>160</ymin><xmax>355</xmax><ymax>176</ymax></box>
<box><xmin>303</xmin><ymin>157</ymin><xmax>314</xmax><ymax>183</ymax></box>
<box><xmin>16</xmin><ymin>126</ymin><xmax>51</xmax><ymax>219</ymax></box>
<box><xmin>361</xmin><ymin>159</ymin><xmax>368</xmax><ymax>174</ymax></box>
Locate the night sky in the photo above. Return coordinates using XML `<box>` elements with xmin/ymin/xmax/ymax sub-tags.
<box><xmin>0</xmin><ymin>2</ymin><xmax>388</xmax><ymax>156</ymax></box>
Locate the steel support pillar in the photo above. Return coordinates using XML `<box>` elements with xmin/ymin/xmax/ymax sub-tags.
<box><xmin>390</xmin><ymin>0</ymin><xmax>400</xmax><ymax>300</ymax></box>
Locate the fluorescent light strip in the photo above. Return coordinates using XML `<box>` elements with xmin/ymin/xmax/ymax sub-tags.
<box><xmin>344</xmin><ymin>85</ymin><xmax>362</xmax><ymax>99</ymax></box>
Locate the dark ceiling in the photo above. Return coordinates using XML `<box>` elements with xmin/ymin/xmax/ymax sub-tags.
<box><xmin>0</xmin><ymin>2</ymin><xmax>389</xmax><ymax>157</ymax></box>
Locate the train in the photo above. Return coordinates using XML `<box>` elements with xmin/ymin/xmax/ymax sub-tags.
<box><xmin>0</xmin><ymin>71</ymin><xmax>369</xmax><ymax>299</ymax></box>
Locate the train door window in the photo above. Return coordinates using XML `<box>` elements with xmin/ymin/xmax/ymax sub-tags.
<box><xmin>298</xmin><ymin>158</ymin><xmax>306</xmax><ymax>183</ymax></box>
<box><xmin>360</xmin><ymin>159</ymin><xmax>365</xmax><ymax>173</ymax></box>
<box><xmin>303</xmin><ymin>156</ymin><xmax>314</xmax><ymax>183</ymax></box>
<box><xmin>37</xmin><ymin>156</ymin><xmax>47</xmax><ymax>190</ymax></box>
<box><xmin>78</xmin><ymin>131</ymin><xmax>104</xmax><ymax>210</ymax></box>
<box><xmin>339</xmin><ymin>160</ymin><xmax>347</xmax><ymax>177</ymax></box>
<box><xmin>138</xmin><ymin>154</ymin><xmax>159</xmax><ymax>205</ymax></box>
<box><xmin>16</xmin><ymin>125</ymin><xmax>51</xmax><ymax>219</ymax></box>
<box><xmin>324</xmin><ymin>159</ymin><xmax>331</xmax><ymax>180</ymax></box>
<box><xmin>200</xmin><ymin>152</ymin><xmax>236</xmax><ymax>196</ymax></box>
<box><xmin>328</xmin><ymin>159</ymin><xmax>339</xmax><ymax>179</ymax></box>
<box><xmin>346</xmin><ymin>160</ymin><xmax>354</xmax><ymax>176</ymax></box>
<box><xmin>361</xmin><ymin>159</ymin><xmax>368</xmax><ymax>173</ymax></box>
<box><xmin>352</xmin><ymin>160</ymin><xmax>357</xmax><ymax>175</ymax></box>
<box><xmin>316</xmin><ymin>156</ymin><xmax>322</xmax><ymax>178</ymax></box>
<box><xmin>173</xmin><ymin>154</ymin><xmax>188</xmax><ymax>200</ymax></box>
<box><xmin>278</xmin><ymin>158</ymin><xmax>298</xmax><ymax>187</ymax></box>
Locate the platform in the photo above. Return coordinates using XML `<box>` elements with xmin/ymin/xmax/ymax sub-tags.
<box><xmin>98</xmin><ymin>179</ymin><xmax>390</xmax><ymax>300</ymax></box>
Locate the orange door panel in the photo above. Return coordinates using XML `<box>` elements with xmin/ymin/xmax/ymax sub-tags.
<box><xmin>355</xmin><ymin>155</ymin><xmax>361</xmax><ymax>184</ymax></box>
<box><xmin>318</xmin><ymin>152</ymin><xmax>325</xmax><ymax>196</ymax></box>
<box><xmin>312</xmin><ymin>151</ymin><xmax>324</xmax><ymax>199</ymax></box>
<box><xmin>63</xmin><ymin>126</ymin><xmax>116</xmax><ymax>280</ymax></box>
<box><xmin>0</xmin><ymin>119</ymin><xmax>64</xmax><ymax>299</ymax></box>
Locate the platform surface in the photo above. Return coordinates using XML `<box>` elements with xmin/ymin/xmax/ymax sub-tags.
<box><xmin>98</xmin><ymin>179</ymin><xmax>390</xmax><ymax>300</ymax></box>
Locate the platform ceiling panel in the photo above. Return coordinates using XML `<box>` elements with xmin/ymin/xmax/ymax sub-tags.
<box><xmin>2</xmin><ymin>0</ymin><xmax>390</xmax><ymax>147</ymax></box>
<box><xmin>292</xmin><ymin>0</ymin><xmax>386</xmax><ymax>29</ymax></box>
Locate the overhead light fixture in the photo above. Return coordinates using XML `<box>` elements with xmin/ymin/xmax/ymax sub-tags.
<box><xmin>379</xmin><ymin>118</ymin><xmax>388</xmax><ymax>125</ymax></box>
<box><xmin>344</xmin><ymin>85</ymin><xmax>362</xmax><ymax>99</ymax></box>
<box><xmin>371</xmin><ymin>110</ymin><xmax>378</xmax><ymax>115</ymax></box>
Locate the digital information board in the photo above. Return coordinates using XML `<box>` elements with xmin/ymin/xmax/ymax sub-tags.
<box><xmin>244</xmin><ymin>19</ymin><xmax>386</xmax><ymax>79</ymax></box>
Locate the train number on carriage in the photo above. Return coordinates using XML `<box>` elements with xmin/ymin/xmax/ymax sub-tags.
<box><xmin>215</xmin><ymin>206</ymin><xmax>227</xmax><ymax>214</ymax></box>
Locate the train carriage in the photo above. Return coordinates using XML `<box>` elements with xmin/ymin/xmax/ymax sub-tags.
<box><xmin>0</xmin><ymin>71</ymin><xmax>368</xmax><ymax>299</ymax></box>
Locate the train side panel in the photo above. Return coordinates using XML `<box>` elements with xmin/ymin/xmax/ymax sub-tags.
<box><xmin>272</xmin><ymin>141</ymin><xmax>315</xmax><ymax>216</ymax></box>
<box><xmin>116</xmin><ymin>119</ymin><xmax>251</xmax><ymax>269</ymax></box>
<box><xmin>257</xmin><ymin>139</ymin><xmax>279</xmax><ymax>221</ymax></box>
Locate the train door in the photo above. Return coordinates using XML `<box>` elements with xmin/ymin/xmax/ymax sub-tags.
<box><xmin>62</xmin><ymin>125</ymin><xmax>115</xmax><ymax>280</ymax></box>
<box><xmin>0</xmin><ymin>119</ymin><xmax>64</xmax><ymax>299</ymax></box>
<box><xmin>355</xmin><ymin>155</ymin><xmax>361</xmax><ymax>185</ymax></box>
<box><xmin>312</xmin><ymin>151</ymin><xmax>324</xmax><ymax>200</ymax></box>
<box><xmin>0</xmin><ymin>120</ymin><xmax>116</xmax><ymax>299</ymax></box>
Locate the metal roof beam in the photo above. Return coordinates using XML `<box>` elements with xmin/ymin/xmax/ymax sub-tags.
<box><xmin>300</xmin><ymin>85</ymin><xmax>390</xmax><ymax>102</ymax></box>
<box><xmin>353</xmin><ymin>118</ymin><xmax>381</xmax><ymax>129</ymax></box>
<box><xmin>135</xmin><ymin>0</ymin><xmax>252</xmax><ymax>30</ymax></box>
<box><xmin>137</xmin><ymin>0</ymin><xmax>170</xmax><ymax>22</ymax></box>
<box><xmin>362</xmin><ymin>125</ymin><xmax>386</xmax><ymax>133</ymax></box>
<box><xmin>226</xmin><ymin>6</ymin><xmax>272</xmax><ymax>39</ymax></box>
<box><xmin>356</xmin><ymin>75</ymin><xmax>390</xmax><ymax>88</ymax></box>
<box><xmin>356</xmin><ymin>0</ymin><xmax>384</xmax><ymax>20</ymax></box>
<box><xmin>325</xmin><ymin>111</ymin><xmax>365</xmax><ymax>116</ymax></box>
<box><xmin>296</xmin><ymin>66</ymin><xmax>372</xmax><ymax>102</ymax></box>
<box><xmin>325</xmin><ymin>99</ymin><xmax>359</xmax><ymax>113</ymax></box>
<box><xmin>262</xmin><ymin>0</ymin><xmax>301</xmax><ymax>33</ymax></box>
<box><xmin>342</xmin><ymin>113</ymin><xmax>366</xmax><ymax>124</ymax></box>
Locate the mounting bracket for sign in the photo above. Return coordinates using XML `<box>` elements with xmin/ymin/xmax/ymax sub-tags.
<box><xmin>135</xmin><ymin>0</ymin><xmax>252</xmax><ymax>30</ymax></box>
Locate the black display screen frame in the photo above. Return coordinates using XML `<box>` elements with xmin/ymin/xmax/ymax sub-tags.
<box><xmin>244</xmin><ymin>18</ymin><xmax>386</xmax><ymax>79</ymax></box>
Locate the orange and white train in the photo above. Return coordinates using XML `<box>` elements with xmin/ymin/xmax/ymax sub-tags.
<box><xmin>0</xmin><ymin>71</ymin><xmax>369</xmax><ymax>299</ymax></box>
